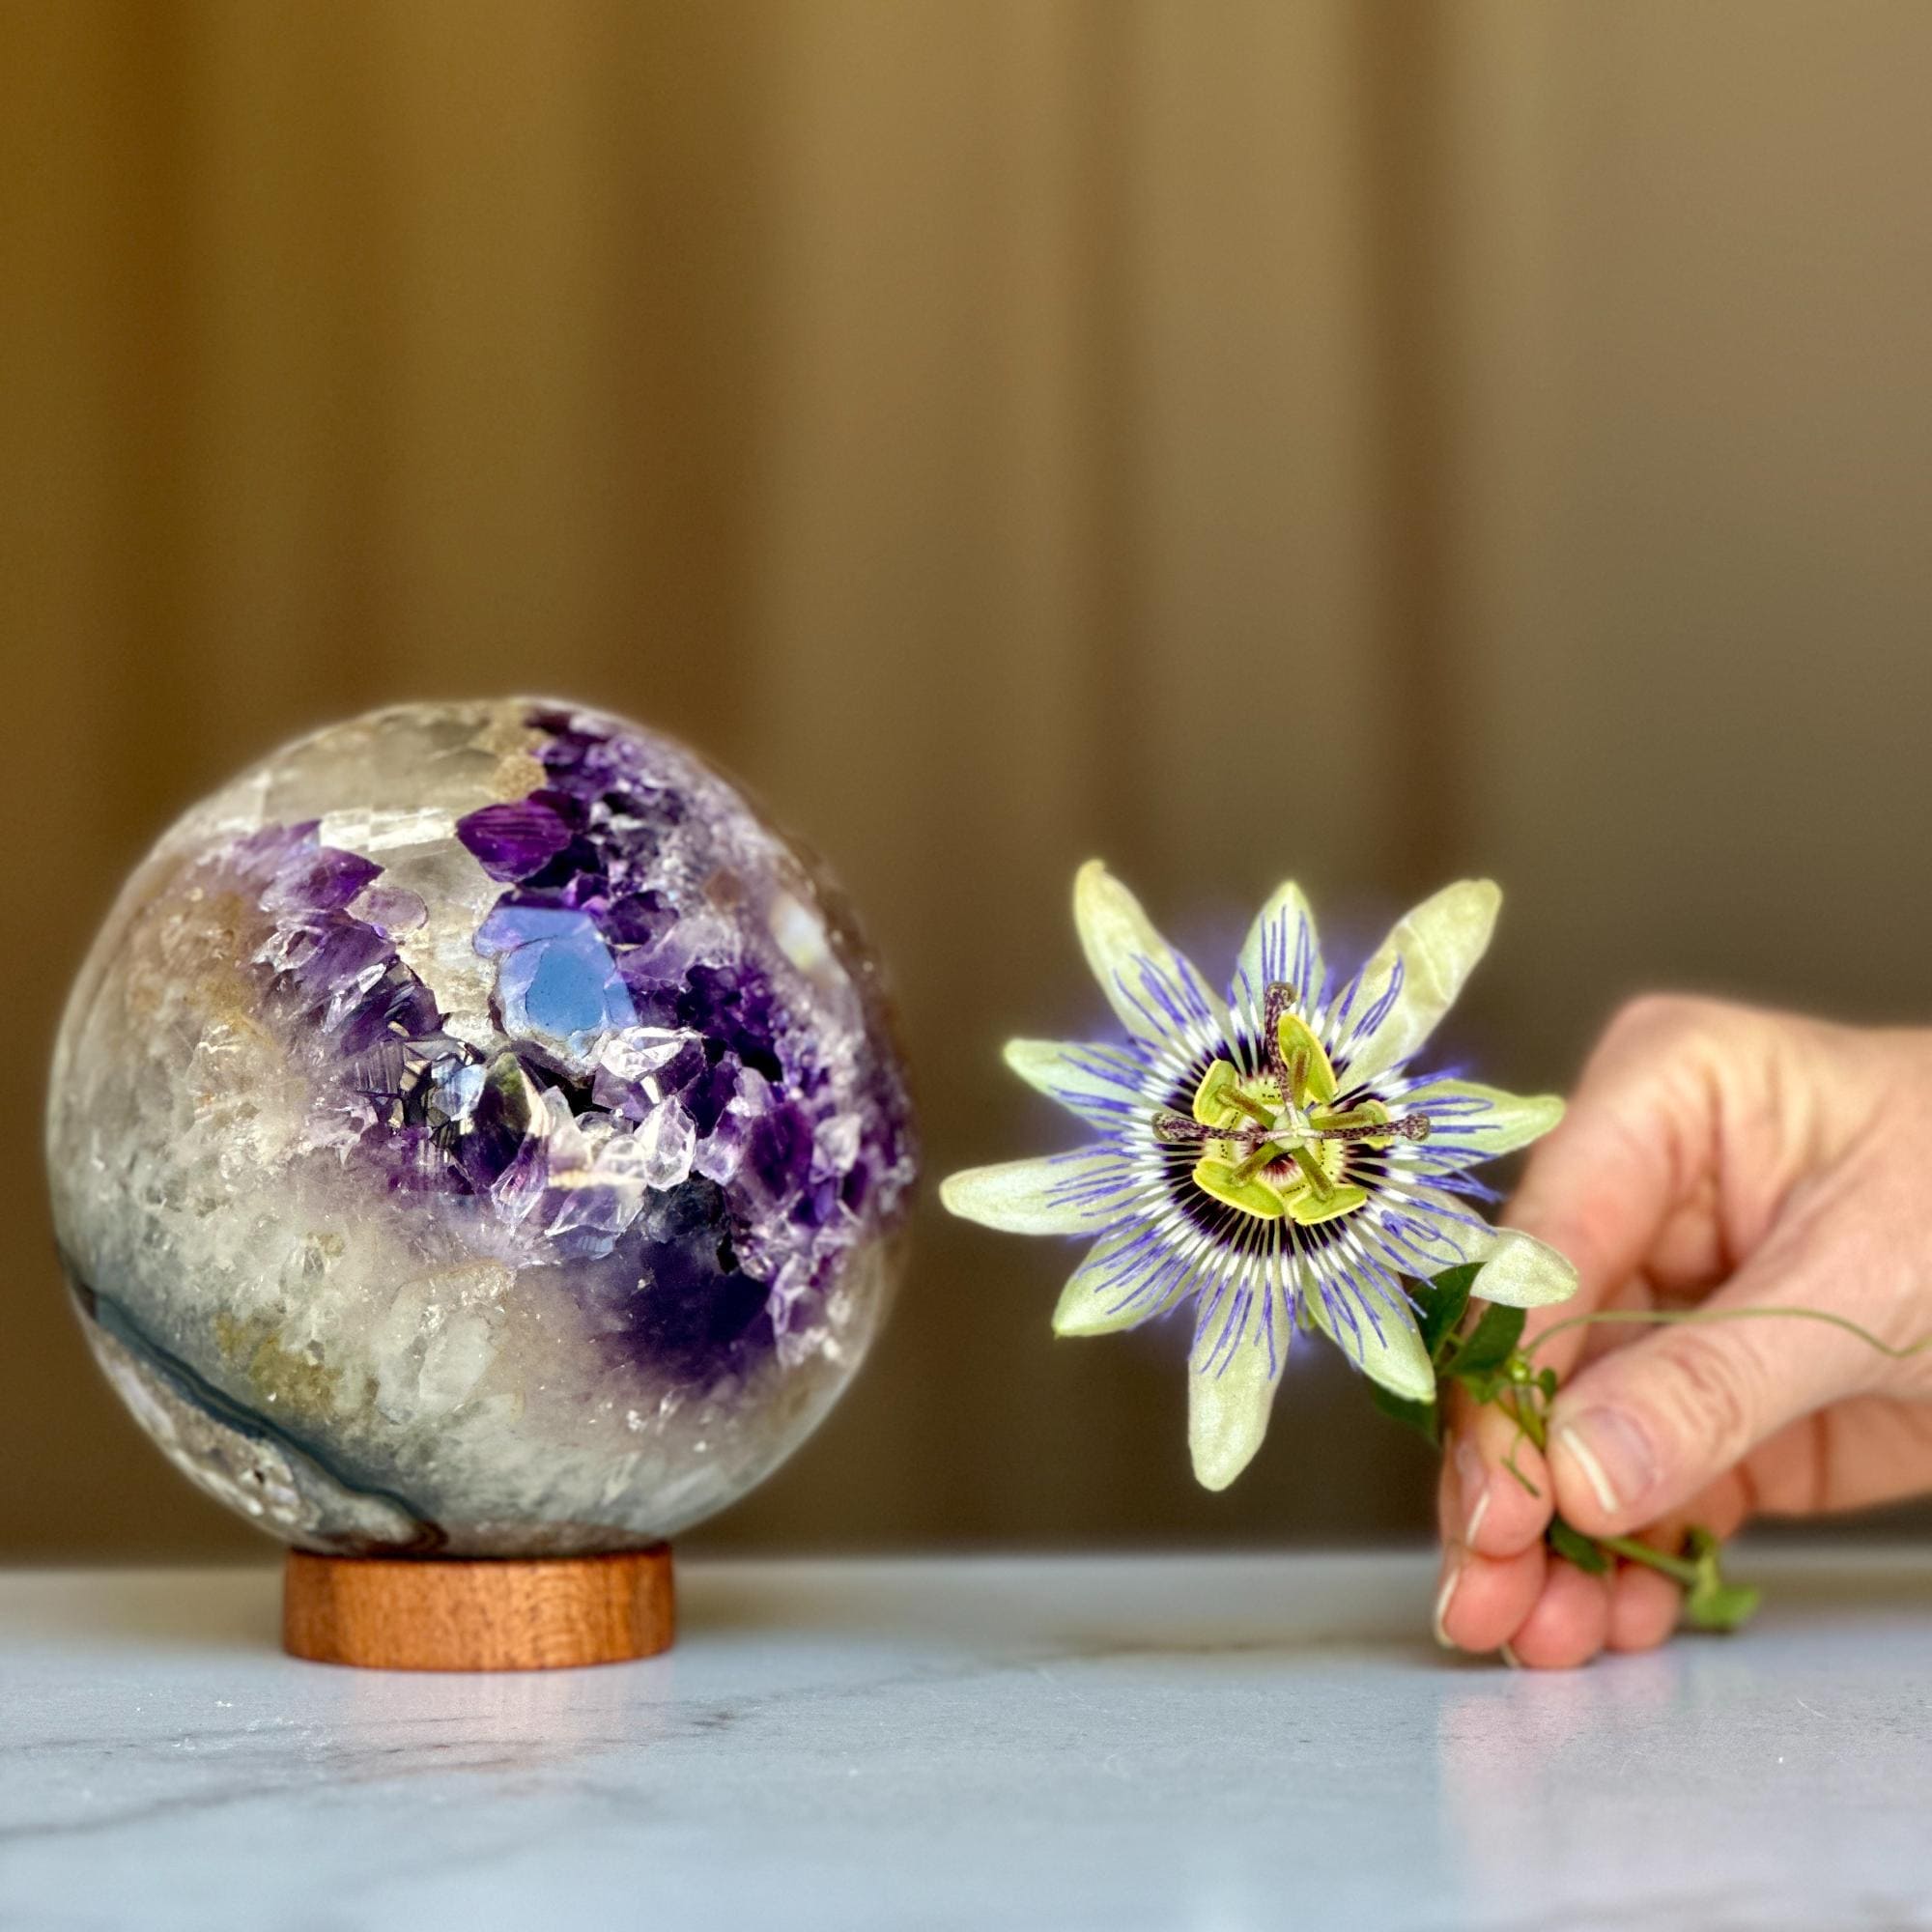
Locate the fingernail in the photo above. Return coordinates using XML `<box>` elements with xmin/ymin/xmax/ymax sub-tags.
<box><xmin>1498</xmin><ymin>1641</ymin><xmax>1522</xmax><ymax>1670</ymax></box>
<box><xmin>1465</xmin><ymin>1486</ymin><xmax>1492</xmax><ymax>1547</ymax></box>
<box><xmin>1455</xmin><ymin>1435</ymin><xmax>1490</xmax><ymax>1542</ymax></box>
<box><xmin>1433</xmin><ymin>1553</ymin><xmax>1463</xmax><ymax>1649</ymax></box>
<box><xmin>1555</xmin><ymin>1408</ymin><xmax>1657</xmax><ymax>1518</ymax></box>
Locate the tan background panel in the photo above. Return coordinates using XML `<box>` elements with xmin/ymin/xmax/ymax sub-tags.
<box><xmin>5</xmin><ymin>1</ymin><xmax>1930</xmax><ymax>1559</ymax></box>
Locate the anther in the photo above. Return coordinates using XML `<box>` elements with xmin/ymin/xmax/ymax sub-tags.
<box><xmin>1228</xmin><ymin>1142</ymin><xmax>1284</xmax><ymax>1185</ymax></box>
<box><xmin>1223</xmin><ymin>1089</ymin><xmax>1277</xmax><ymax>1128</ymax></box>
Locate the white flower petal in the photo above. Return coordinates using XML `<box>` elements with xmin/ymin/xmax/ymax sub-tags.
<box><xmin>1188</xmin><ymin>1297</ymin><xmax>1288</xmax><ymax>1490</ymax></box>
<box><xmin>1339</xmin><ymin>879</ymin><xmax>1502</xmax><ymax>1084</ymax></box>
<box><xmin>1073</xmin><ymin>859</ymin><xmax>1224</xmax><ymax>1049</ymax></box>
<box><xmin>1003</xmin><ymin>1038</ymin><xmax>1147</xmax><ymax>1125</ymax></box>
<box><xmin>1409</xmin><ymin>1079</ymin><xmax>1564</xmax><ymax>1157</ymax></box>
<box><xmin>1308</xmin><ymin>1277</ymin><xmax>1435</xmax><ymax>1400</ymax></box>
<box><xmin>1471</xmin><ymin>1228</ymin><xmax>1578</xmax><ymax>1308</ymax></box>
<box><xmin>1372</xmin><ymin>1186</ymin><xmax>1492</xmax><ymax>1273</ymax></box>
<box><xmin>1234</xmin><ymin>880</ymin><xmax>1324</xmax><ymax>1011</ymax></box>
<box><xmin>939</xmin><ymin>1153</ymin><xmax>1124</xmax><ymax>1235</ymax></box>
<box><xmin>1053</xmin><ymin>1228</ymin><xmax>1189</xmax><ymax>1336</ymax></box>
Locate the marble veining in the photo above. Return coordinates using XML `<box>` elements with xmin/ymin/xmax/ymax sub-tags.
<box><xmin>3</xmin><ymin>1551</ymin><xmax>1931</xmax><ymax>1930</ymax></box>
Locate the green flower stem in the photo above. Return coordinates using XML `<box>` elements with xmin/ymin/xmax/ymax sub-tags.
<box><xmin>1505</xmin><ymin>1383</ymin><xmax>1547</xmax><ymax>1450</ymax></box>
<box><xmin>1387</xmin><ymin>1273</ymin><xmax>1801</xmax><ymax>1637</ymax></box>
<box><xmin>1595</xmin><ymin>1533</ymin><xmax>1701</xmax><ymax>1589</ymax></box>
<box><xmin>1509</xmin><ymin>1301</ymin><xmax>1932</xmax><ymax>1634</ymax></box>
<box><xmin>1385</xmin><ymin>1276</ymin><xmax>1932</xmax><ymax>1640</ymax></box>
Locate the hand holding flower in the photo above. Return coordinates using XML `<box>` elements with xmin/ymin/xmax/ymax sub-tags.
<box><xmin>1436</xmin><ymin>996</ymin><xmax>1932</xmax><ymax>1667</ymax></box>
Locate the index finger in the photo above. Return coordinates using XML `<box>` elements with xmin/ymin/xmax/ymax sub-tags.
<box><xmin>1498</xmin><ymin>995</ymin><xmax>1721</xmax><ymax>1381</ymax></box>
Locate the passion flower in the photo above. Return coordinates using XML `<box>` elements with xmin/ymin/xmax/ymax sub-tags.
<box><xmin>942</xmin><ymin>863</ymin><xmax>1577</xmax><ymax>1489</ymax></box>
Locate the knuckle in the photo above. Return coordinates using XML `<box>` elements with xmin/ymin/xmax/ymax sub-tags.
<box><xmin>1601</xmin><ymin>991</ymin><xmax>1718</xmax><ymax>1057</ymax></box>
<box><xmin>1656</xmin><ymin>1328</ymin><xmax>1762</xmax><ymax>1460</ymax></box>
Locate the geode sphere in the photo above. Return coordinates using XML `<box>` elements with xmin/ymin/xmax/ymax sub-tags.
<box><xmin>46</xmin><ymin>700</ymin><xmax>917</xmax><ymax>1555</ymax></box>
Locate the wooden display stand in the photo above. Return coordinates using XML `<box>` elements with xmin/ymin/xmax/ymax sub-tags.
<box><xmin>283</xmin><ymin>1546</ymin><xmax>675</xmax><ymax>1671</ymax></box>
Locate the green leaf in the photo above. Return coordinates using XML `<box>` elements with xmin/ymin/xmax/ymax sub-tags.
<box><xmin>1535</xmin><ymin>1367</ymin><xmax>1559</xmax><ymax>1400</ymax></box>
<box><xmin>1431</xmin><ymin>1263</ymin><xmax>1486</xmax><ymax>1298</ymax></box>
<box><xmin>1457</xmin><ymin>1369</ymin><xmax>1509</xmax><ymax>1407</ymax></box>
<box><xmin>1368</xmin><ymin>1379</ymin><xmax>1439</xmax><ymax>1445</ymax></box>
<box><xmin>1413</xmin><ymin>1265</ymin><xmax>1479</xmax><ymax>1362</ymax></box>
<box><xmin>1446</xmin><ymin>1302</ymin><xmax>1526</xmax><ymax>1378</ymax></box>
<box><xmin>1683</xmin><ymin>1527</ymin><xmax>1762</xmax><ymax>1633</ymax></box>
<box><xmin>1685</xmin><ymin>1581</ymin><xmax>1763</xmax><ymax>1633</ymax></box>
<box><xmin>1548</xmin><ymin>1517</ymin><xmax>1611</xmax><ymax>1575</ymax></box>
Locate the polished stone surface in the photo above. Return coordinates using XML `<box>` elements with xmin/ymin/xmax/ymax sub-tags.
<box><xmin>3</xmin><ymin>1550</ymin><xmax>1930</xmax><ymax>1930</ymax></box>
<box><xmin>47</xmin><ymin>699</ymin><xmax>916</xmax><ymax>1558</ymax></box>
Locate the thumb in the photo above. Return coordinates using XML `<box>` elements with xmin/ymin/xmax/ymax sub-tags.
<box><xmin>1544</xmin><ymin>1219</ymin><xmax>1877</xmax><ymax>1537</ymax></box>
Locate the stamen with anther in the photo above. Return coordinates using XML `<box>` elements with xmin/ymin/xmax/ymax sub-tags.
<box><xmin>1222</xmin><ymin>1088</ymin><xmax>1277</xmax><ymax>1128</ymax></box>
<box><xmin>1228</xmin><ymin>1141</ymin><xmax>1283</xmax><ymax>1185</ymax></box>
<box><xmin>1288</xmin><ymin>1146</ymin><xmax>1337</xmax><ymax>1202</ymax></box>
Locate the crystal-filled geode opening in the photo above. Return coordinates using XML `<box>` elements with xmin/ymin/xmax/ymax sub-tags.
<box><xmin>46</xmin><ymin>699</ymin><xmax>917</xmax><ymax>1555</ymax></box>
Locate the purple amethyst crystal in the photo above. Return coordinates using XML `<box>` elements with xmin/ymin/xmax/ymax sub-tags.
<box><xmin>454</xmin><ymin>797</ymin><xmax>577</xmax><ymax>882</ymax></box>
<box><xmin>45</xmin><ymin>699</ymin><xmax>917</xmax><ymax>1557</ymax></box>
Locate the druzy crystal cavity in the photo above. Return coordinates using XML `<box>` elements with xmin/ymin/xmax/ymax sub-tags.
<box><xmin>46</xmin><ymin>700</ymin><xmax>916</xmax><ymax>1554</ymax></box>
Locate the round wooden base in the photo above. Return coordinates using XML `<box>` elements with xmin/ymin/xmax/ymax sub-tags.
<box><xmin>282</xmin><ymin>1546</ymin><xmax>675</xmax><ymax>1671</ymax></box>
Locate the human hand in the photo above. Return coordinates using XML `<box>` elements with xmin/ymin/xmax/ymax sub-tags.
<box><xmin>1433</xmin><ymin>995</ymin><xmax>1932</xmax><ymax>1667</ymax></box>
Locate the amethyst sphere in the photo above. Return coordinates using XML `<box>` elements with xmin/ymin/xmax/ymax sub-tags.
<box><xmin>46</xmin><ymin>700</ymin><xmax>916</xmax><ymax>1554</ymax></box>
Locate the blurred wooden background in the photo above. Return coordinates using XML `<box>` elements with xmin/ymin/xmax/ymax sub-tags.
<box><xmin>7</xmin><ymin>0</ymin><xmax>1932</xmax><ymax>1557</ymax></box>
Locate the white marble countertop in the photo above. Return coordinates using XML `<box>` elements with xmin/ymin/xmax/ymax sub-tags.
<box><xmin>3</xmin><ymin>1549</ymin><xmax>1930</xmax><ymax>1930</ymax></box>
